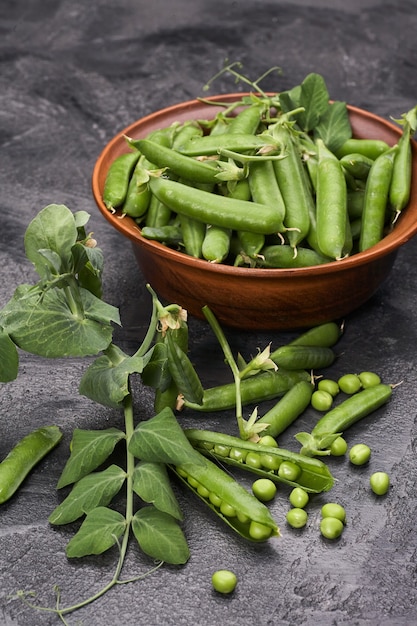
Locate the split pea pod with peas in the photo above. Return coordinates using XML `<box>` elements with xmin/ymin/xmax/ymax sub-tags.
<box><xmin>0</xmin><ymin>425</ymin><xmax>63</xmax><ymax>504</ymax></box>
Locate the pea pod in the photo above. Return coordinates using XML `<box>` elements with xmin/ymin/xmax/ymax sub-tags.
<box><xmin>340</xmin><ymin>153</ymin><xmax>374</xmax><ymax>180</ymax></box>
<box><xmin>202</xmin><ymin>225</ymin><xmax>232</xmax><ymax>263</ymax></box>
<box><xmin>295</xmin><ymin>383</ymin><xmax>392</xmax><ymax>456</ymax></box>
<box><xmin>0</xmin><ymin>425</ymin><xmax>63</xmax><ymax>504</ymax></box>
<box><xmin>184</xmin><ymin>429</ymin><xmax>335</xmax><ymax>493</ymax></box>
<box><xmin>172</xmin><ymin>452</ymin><xmax>279</xmax><ymax>542</ymax></box>
<box><xmin>255</xmin><ymin>380</ymin><xmax>314</xmax><ymax>438</ymax></box>
<box><xmin>389</xmin><ymin>107</ymin><xmax>416</xmax><ymax>219</ymax></box>
<box><xmin>178</xmin><ymin>133</ymin><xmax>269</xmax><ymax>157</ymax></box>
<box><xmin>182</xmin><ymin>368</ymin><xmax>310</xmax><ymax>412</ymax></box>
<box><xmin>335</xmin><ymin>138</ymin><xmax>390</xmax><ymax>160</ymax></box>
<box><xmin>259</xmin><ymin>244</ymin><xmax>331</xmax><ymax>268</ymax></box>
<box><xmin>270</xmin><ymin>345</ymin><xmax>336</xmax><ymax>370</ymax></box>
<box><xmin>289</xmin><ymin>321</ymin><xmax>343</xmax><ymax>348</ymax></box>
<box><xmin>149</xmin><ymin>177</ymin><xmax>284</xmax><ymax>235</ymax></box>
<box><xmin>103</xmin><ymin>150</ymin><xmax>141</xmax><ymax>210</ymax></box>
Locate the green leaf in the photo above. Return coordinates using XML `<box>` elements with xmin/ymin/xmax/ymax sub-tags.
<box><xmin>74</xmin><ymin>210</ymin><xmax>91</xmax><ymax>229</ymax></box>
<box><xmin>0</xmin><ymin>328</ymin><xmax>19</xmax><ymax>382</ymax></box>
<box><xmin>141</xmin><ymin>342</ymin><xmax>172</xmax><ymax>391</ymax></box>
<box><xmin>166</xmin><ymin>334</ymin><xmax>204</xmax><ymax>404</ymax></box>
<box><xmin>66</xmin><ymin>507</ymin><xmax>126</xmax><ymax>558</ymax></box>
<box><xmin>24</xmin><ymin>204</ymin><xmax>78</xmax><ymax>277</ymax></box>
<box><xmin>132</xmin><ymin>506</ymin><xmax>189</xmax><ymax>564</ymax></box>
<box><xmin>133</xmin><ymin>462</ymin><xmax>183</xmax><ymax>520</ymax></box>
<box><xmin>314</xmin><ymin>101</ymin><xmax>352</xmax><ymax>153</ymax></box>
<box><xmin>79</xmin><ymin>345</ymin><xmax>150</xmax><ymax>408</ymax></box>
<box><xmin>71</xmin><ymin>242</ymin><xmax>104</xmax><ymax>299</ymax></box>
<box><xmin>0</xmin><ymin>285</ymin><xmax>119</xmax><ymax>357</ymax></box>
<box><xmin>279</xmin><ymin>85</ymin><xmax>302</xmax><ymax>113</ymax></box>
<box><xmin>49</xmin><ymin>465</ymin><xmax>127</xmax><ymax>525</ymax></box>
<box><xmin>129</xmin><ymin>407</ymin><xmax>203</xmax><ymax>466</ymax></box>
<box><xmin>298</xmin><ymin>73</ymin><xmax>330</xmax><ymax>132</ymax></box>
<box><xmin>57</xmin><ymin>428</ymin><xmax>125</xmax><ymax>488</ymax></box>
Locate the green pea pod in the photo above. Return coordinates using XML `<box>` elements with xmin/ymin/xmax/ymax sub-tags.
<box><xmin>202</xmin><ymin>225</ymin><xmax>232</xmax><ymax>263</ymax></box>
<box><xmin>259</xmin><ymin>244</ymin><xmax>331</xmax><ymax>268</ymax></box>
<box><xmin>149</xmin><ymin>177</ymin><xmax>284</xmax><ymax>235</ymax></box>
<box><xmin>122</xmin><ymin>159</ymin><xmax>151</xmax><ymax>219</ymax></box>
<box><xmin>248</xmin><ymin>159</ymin><xmax>286</xmax><ymax>232</ymax></box>
<box><xmin>166</xmin><ymin>334</ymin><xmax>204</xmax><ymax>405</ymax></box>
<box><xmin>172</xmin><ymin>452</ymin><xmax>279</xmax><ymax>542</ymax></box>
<box><xmin>144</xmin><ymin>192</ymin><xmax>172</xmax><ymax>228</ymax></box>
<box><xmin>184</xmin><ymin>429</ymin><xmax>335</xmax><ymax>493</ymax></box>
<box><xmin>182</xmin><ymin>368</ymin><xmax>310</xmax><ymax>412</ymax></box>
<box><xmin>316</xmin><ymin>139</ymin><xmax>348</xmax><ymax>260</ymax></box>
<box><xmin>133</xmin><ymin>139</ymin><xmax>220</xmax><ymax>184</ymax></box>
<box><xmin>255</xmin><ymin>380</ymin><xmax>314</xmax><ymax>438</ymax></box>
<box><xmin>141</xmin><ymin>224</ymin><xmax>183</xmax><ymax>246</ymax></box>
<box><xmin>103</xmin><ymin>150</ymin><xmax>141</xmax><ymax>210</ymax></box>
<box><xmin>289</xmin><ymin>321</ymin><xmax>343</xmax><ymax>348</ymax></box>
<box><xmin>359</xmin><ymin>147</ymin><xmax>397</xmax><ymax>252</ymax></box>
<box><xmin>0</xmin><ymin>425</ymin><xmax>63</xmax><ymax>504</ymax></box>
<box><xmin>178</xmin><ymin>133</ymin><xmax>269</xmax><ymax>157</ymax></box>
<box><xmin>226</xmin><ymin>103</ymin><xmax>264</xmax><ymax>135</ymax></box>
<box><xmin>295</xmin><ymin>383</ymin><xmax>393</xmax><ymax>456</ymax></box>
<box><xmin>270</xmin><ymin>345</ymin><xmax>336</xmax><ymax>370</ymax></box>
<box><xmin>340</xmin><ymin>153</ymin><xmax>374</xmax><ymax>180</ymax></box>
<box><xmin>335</xmin><ymin>138</ymin><xmax>390</xmax><ymax>160</ymax></box>
<box><xmin>390</xmin><ymin>121</ymin><xmax>412</xmax><ymax>218</ymax></box>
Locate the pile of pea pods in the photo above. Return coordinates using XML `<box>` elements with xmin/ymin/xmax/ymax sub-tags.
<box><xmin>103</xmin><ymin>73</ymin><xmax>416</xmax><ymax>268</ymax></box>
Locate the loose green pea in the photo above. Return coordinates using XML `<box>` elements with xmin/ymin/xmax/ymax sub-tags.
<box><xmin>338</xmin><ymin>373</ymin><xmax>362</xmax><ymax>394</ymax></box>
<box><xmin>286</xmin><ymin>507</ymin><xmax>308</xmax><ymax>528</ymax></box>
<box><xmin>321</xmin><ymin>502</ymin><xmax>346</xmax><ymax>523</ymax></box>
<box><xmin>349</xmin><ymin>443</ymin><xmax>371</xmax><ymax>466</ymax></box>
<box><xmin>320</xmin><ymin>516</ymin><xmax>344</xmax><ymax>539</ymax></box>
<box><xmin>252</xmin><ymin>478</ymin><xmax>277</xmax><ymax>502</ymax></box>
<box><xmin>249</xmin><ymin>520</ymin><xmax>273</xmax><ymax>540</ymax></box>
<box><xmin>278</xmin><ymin>461</ymin><xmax>301</xmax><ymax>482</ymax></box>
<box><xmin>311</xmin><ymin>389</ymin><xmax>334</xmax><ymax>411</ymax></box>
<box><xmin>370</xmin><ymin>471</ymin><xmax>390</xmax><ymax>495</ymax></box>
<box><xmin>329</xmin><ymin>436</ymin><xmax>348</xmax><ymax>457</ymax></box>
<box><xmin>258</xmin><ymin>435</ymin><xmax>279</xmax><ymax>447</ymax></box>
<box><xmin>212</xmin><ymin>569</ymin><xmax>237</xmax><ymax>594</ymax></box>
<box><xmin>318</xmin><ymin>378</ymin><xmax>339</xmax><ymax>397</ymax></box>
<box><xmin>245</xmin><ymin>451</ymin><xmax>262</xmax><ymax>469</ymax></box>
<box><xmin>289</xmin><ymin>487</ymin><xmax>309</xmax><ymax>509</ymax></box>
<box><xmin>358</xmin><ymin>371</ymin><xmax>382</xmax><ymax>388</ymax></box>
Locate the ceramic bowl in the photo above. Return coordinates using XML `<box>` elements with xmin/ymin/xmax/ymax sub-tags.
<box><xmin>92</xmin><ymin>94</ymin><xmax>417</xmax><ymax>330</ymax></box>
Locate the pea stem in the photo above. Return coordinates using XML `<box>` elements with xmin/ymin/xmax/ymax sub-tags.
<box><xmin>202</xmin><ymin>306</ymin><xmax>246</xmax><ymax>438</ymax></box>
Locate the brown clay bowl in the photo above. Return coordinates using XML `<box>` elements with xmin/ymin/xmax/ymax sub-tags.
<box><xmin>92</xmin><ymin>94</ymin><xmax>417</xmax><ymax>330</ymax></box>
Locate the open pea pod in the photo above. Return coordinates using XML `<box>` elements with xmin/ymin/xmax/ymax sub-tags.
<box><xmin>171</xmin><ymin>453</ymin><xmax>280</xmax><ymax>543</ymax></box>
<box><xmin>185</xmin><ymin>429</ymin><xmax>334</xmax><ymax>493</ymax></box>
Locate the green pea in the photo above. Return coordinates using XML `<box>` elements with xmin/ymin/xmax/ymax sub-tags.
<box><xmin>289</xmin><ymin>487</ymin><xmax>309</xmax><ymax>509</ymax></box>
<box><xmin>212</xmin><ymin>569</ymin><xmax>237</xmax><ymax>594</ymax></box>
<box><xmin>349</xmin><ymin>443</ymin><xmax>371</xmax><ymax>466</ymax></box>
<box><xmin>329</xmin><ymin>436</ymin><xmax>348</xmax><ymax>457</ymax></box>
<box><xmin>229</xmin><ymin>447</ymin><xmax>248</xmax><ymax>463</ymax></box>
<box><xmin>209</xmin><ymin>492</ymin><xmax>222</xmax><ymax>508</ymax></box>
<box><xmin>245</xmin><ymin>451</ymin><xmax>262</xmax><ymax>469</ymax></box>
<box><xmin>252</xmin><ymin>478</ymin><xmax>277</xmax><ymax>502</ymax></box>
<box><xmin>278</xmin><ymin>461</ymin><xmax>301</xmax><ymax>482</ymax></box>
<box><xmin>236</xmin><ymin>511</ymin><xmax>250</xmax><ymax>524</ymax></box>
<box><xmin>338</xmin><ymin>373</ymin><xmax>362</xmax><ymax>394</ymax></box>
<box><xmin>220</xmin><ymin>502</ymin><xmax>237</xmax><ymax>518</ymax></box>
<box><xmin>187</xmin><ymin>476</ymin><xmax>200</xmax><ymax>489</ymax></box>
<box><xmin>320</xmin><ymin>516</ymin><xmax>344</xmax><ymax>539</ymax></box>
<box><xmin>318</xmin><ymin>378</ymin><xmax>339</xmax><ymax>397</ymax></box>
<box><xmin>260</xmin><ymin>453</ymin><xmax>281</xmax><ymax>471</ymax></box>
<box><xmin>197</xmin><ymin>483</ymin><xmax>210</xmax><ymax>499</ymax></box>
<box><xmin>214</xmin><ymin>444</ymin><xmax>231</xmax><ymax>457</ymax></box>
<box><xmin>258</xmin><ymin>435</ymin><xmax>279</xmax><ymax>447</ymax></box>
<box><xmin>370</xmin><ymin>471</ymin><xmax>390</xmax><ymax>495</ymax></box>
<box><xmin>321</xmin><ymin>502</ymin><xmax>346</xmax><ymax>523</ymax></box>
<box><xmin>248</xmin><ymin>520</ymin><xmax>273</xmax><ymax>540</ymax></box>
<box><xmin>358</xmin><ymin>371</ymin><xmax>382</xmax><ymax>389</ymax></box>
<box><xmin>311</xmin><ymin>389</ymin><xmax>334</xmax><ymax>411</ymax></box>
<box><xmin>286</xmin><ymin>508</ymin><xmax>308</xmax><ymax>528</ymax></box>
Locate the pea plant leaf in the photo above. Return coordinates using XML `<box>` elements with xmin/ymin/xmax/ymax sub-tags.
<box><xmin>24</xmin><ymin>204</ymin><xmax>78</xmax><ymax>277</ymax></box>
<box><xmin>132</xmin><ymin>506</ymin><xmax>190</xmax><ymax>564</ymax></box>
<box><xmin>0</xmin><ymin>328</ymin><xmax>19</xmax><ymax>383</ymax></box>
<box><xmin>314</xmin><ymin>100</ymin><xmax>352</xmax><ymax>153</ymax></box>
<box><xmin>49</xmin><ymin>465</ymin><xmax>127</xmax><ymax>525</ymax></box>
<box><xmin>71</xmin><ymin>241</ymin><xmax>104</xmax><ymax>299</ymax></box>
<box><xmin>166</xmin><ymin>334</ymin><xmax>204</xmax><ymax>404</ymax></box>
<box><xmin>132</xmin><ymin>462</ymin><xmax>183</xmax><ymax>521</ymax></box>
<box><xmin>297</xmin><ymin>72</ymin><xmax>330</xmax><ymax>132</ymax></box>
<box><xmin>65</xmin><ymin>506</ymin><xmax>126</xmax><ymax>558</ymax></box>
<box><xmin>79</xmin><ymin>344</ymin><xmax>151</xmax><ymax>408</ymax></box>
<box><xmin>57</xmin><ymin>428</ymin><xmax>126</xmax><ymax>488</ymax></box>
<box><xmin>129</xmin><ymin>407</ymin><xmax>203</xmax><ymax>466</ymax></box>
<box><xmin>0</xmin><ymin>284</ymin><xmax>119</xmax><ymax>358</ymax></box>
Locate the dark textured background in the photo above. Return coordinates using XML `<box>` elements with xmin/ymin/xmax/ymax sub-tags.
<box><xmin>1</xmin><ymin>1</ymin><xmax>417</xmax><ymax>625</ymax></box>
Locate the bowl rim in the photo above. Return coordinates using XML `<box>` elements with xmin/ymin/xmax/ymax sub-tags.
<box><xmin>92</xmin><ymin>93</ymin><xmax>417</xmax><ymax>278</ymax></box>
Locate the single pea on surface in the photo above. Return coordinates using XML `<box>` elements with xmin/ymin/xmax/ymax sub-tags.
<box><xmin>370</xmin><ymin>471</ymin><xmax>390</xmax><ymax>495</ymax></box>
<box><xmin>252</xmin><ymin>478</ymin><xmax>277</xmax><ymax>502</ymax></box>
<box><xmin>358</xmin><ymin>371</ymin><xmax>382</xmax><ymax>388</ymax></box>
<box><xmin>338</xmin><ymin>373</ymin><xmax>362</xmax><ymax>395</ymax></box>
<box><xmin>321</xmin><ymin>502</ymin><xmax>347</xmax><ymax>524</ymax></box>
<box><xmin>289</xmin><ymin>487</ymin><xmax>309</xmax><ymax>509</ymax></box>
<box><xmin>329</xmin><ymin>436</ymin><xmax>348</xmax><ymax>457</ymax></box>
<box><xmin>286</xmin><ymin>507</ymin><xmax>308</xmax><ymax>528</ymax></box>
<box><xmin>311</xmin><ymin>389</ymin><xmax>333</xmax><ymax>411</ymax></box>
<box><xmin>317</xmin><ymin>378</ymin><xmax>340</xmax><ymax>397</ymax></box>
<box><xmin>349</xmin><ymin>443</ymin><xmax>371</xmax><ymax>465</ymax></box>
<box><xmin>212</xmin><ymin>569</ymin><xmax>237</xmax><ymax>594</ymax></box>
<box><xmin>320</xmin><ymin>516</ymin><xmax>344</xmax><ymax>539</ymax></box>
